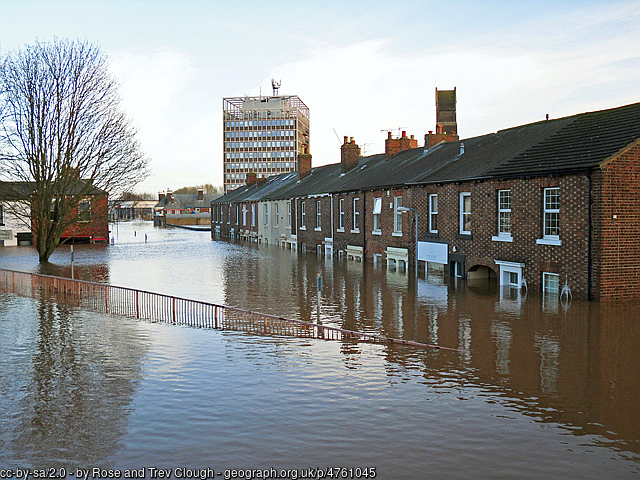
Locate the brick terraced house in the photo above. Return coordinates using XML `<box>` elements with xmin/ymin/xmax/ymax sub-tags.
<box><xmin>212</xmin><ymin>101</ymin><xmax>640</xmax><ymax>301</ymax></box>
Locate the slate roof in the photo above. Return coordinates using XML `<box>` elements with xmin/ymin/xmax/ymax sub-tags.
<box><xmin>211</xmin><ymin>102</ymin><xmax>640</xmax><ymax>204</ymax></box>
<box><xmin>157</xmin><ymin>193</ymin><xmax>221</xmax><ymax>209</ymax></box>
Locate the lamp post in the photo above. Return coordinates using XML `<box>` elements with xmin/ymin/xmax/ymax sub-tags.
<box><xmin>397</xmin><ymin>206</ymin><xmax>418</xmax><ymax>277</ymax></box>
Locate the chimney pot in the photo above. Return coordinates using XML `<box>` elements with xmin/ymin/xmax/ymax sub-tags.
<box><xmin>402</xmin><ymin>130</ymin><xmax>406</xmax><ymax>138</ymax></box>
<box><xmin>343</xmin><ymin>136</ymin><xmax>348</xmax><ymax>145</ymax></box>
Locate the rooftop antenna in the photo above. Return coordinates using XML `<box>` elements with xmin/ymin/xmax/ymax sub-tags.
<box><xmin>380</xmin><ymin>127</ymin><xmax>406</xmax><ymax>137</ymax></box>
<box><xmin>271</xmin><ymin>79</ymin><xmax>281</xmax><ymax>96</ymax></box>
<box><xmin>332</xmin><ymin>128</ymin><xmax>342</xmax><ymax>145</ymax></box>
<box><xmin>362</xmin><ymin>143</ymin><xmax>373</xmax><ymax>155</ymax></box>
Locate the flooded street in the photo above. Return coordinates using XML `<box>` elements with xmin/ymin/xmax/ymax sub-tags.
<box><xmin>1</xmin><ymin>221</ymin><xmax>639</xmax><ymax>478</ymax></box>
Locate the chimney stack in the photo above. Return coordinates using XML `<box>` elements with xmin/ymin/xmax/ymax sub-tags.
<box><xmin>158</xmin><ymin>192</ymin><xmax>166</xmax><ymax>202</ymax></box>
<box><xmin>341</xmin><ymin>136</ymin><xmax>361</xmax><ymax>174</ymax></box>
<box><xmin>385</xmin><ymin>130</ymin><xmax>418</xmax><ymax>158</ymax></box>
<box><xmin>246</xmin><ymin>172</ymin><xmax>257</xmax><ymax>186</ymax></box>
<box><xmin>167</xmin><ymin>190</ymin><xmax>174</xmax><ymax>203</ymax></box>
<box><xmin>297</xmin><ymin>144</ymin><xmax>312</xmax><ymax>179</ymax></box>
<box><xmin>197</xmin><ymin>188</ymin><xmax>204</xmax><ymax>201</ymax></box>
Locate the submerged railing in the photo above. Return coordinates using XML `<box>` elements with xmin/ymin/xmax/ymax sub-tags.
<box><xmin>0</xmin><ymin>268</ymin><xmax>459</xmax><ymax>351</ymax></box>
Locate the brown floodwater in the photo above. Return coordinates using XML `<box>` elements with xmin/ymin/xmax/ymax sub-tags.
<box><xmin>0</xmin><ymin>221</ymin><xmax>638</xmax><ymax>478</ymax></box>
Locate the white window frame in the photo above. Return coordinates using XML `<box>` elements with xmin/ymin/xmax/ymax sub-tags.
<box><xmin>372</xmin><ymin>196</ymin><xmax>382</xmax><ymax>234</ymax></box>
<box><xmin>264</xmin><ymin>204</ymin><xmax>269</xmax><ymax>226</ymax></box>
<box><xmin>537</xmin><ymin>187</ymin><xmax>561</xmax><ymax>245</ymax></box>
<box><xmin>242</xmin><ymin>204</ymin><xmax>247</xmax><ymax>226</ymax></box>
<box><xmin>352</xmin><ymin>197</ymin><xmax>360</xmax><ymax>233</ymax></box>
<box><xmin>543</xmin><ymin>272</ymin><xmax>560</xmax><ymax>294</ymax></box>
<box><xmin>492</xmin><ymin>189</ymin><xmax>513</xmax><ymax>242</ymax></box>
<box><xmin>251</xmin><ymin>204</ymin><xmax>255</xmax><ymax>226</ymax></box>
<box><xmin>428</xmin><ymin>194</ymin><xmax>438</xmax><ymax>234</ymax></box>
<box><xmin>393</xmin><ymin>195</ymin><xmax>403</xmax><ymax>235</ymax></box>
<box><xmin>315</xmin><ymin>200</ymin><xmax>322</xmax><ymax>231</ymax></box>
<box><xmin>459</xmin><ymin>192</ymin><xmax>471</xmax><ymax>235</ymax></box>
<box><xmin>495</xmin><ymin>260</ymin><xmax>523</xmax><ymax>288</ymax></box>
<box><xmin>275</xmin><ymin>203</ymin><xmax>279</xmax><ymax>227</ymax></box>
<box><xmin>338</xmin><ymin>198</ymin><xmax>345</xmax><ymax>231</ymax></box>
<box><xmin>300</xmin><ymin>201</ymin><xmax>306</xmax><ymax>229</ymax></box>
<box><xmin>287</xmin><ymin>201</ymin><xmax>291</xmax><ymax>228</ymax></box>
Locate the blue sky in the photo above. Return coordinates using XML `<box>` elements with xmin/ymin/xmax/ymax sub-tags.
<box><xmin>2</xmin><ymin>0</ymin><xmax>639</xmax><ymax>194</ymax></box>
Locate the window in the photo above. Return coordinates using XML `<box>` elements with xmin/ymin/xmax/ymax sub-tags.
<box><xmin>236</xmin><ymin>205</ymin><xmax>240</xmax><ymax>224</ymax></box>
<box><xmin>0</xmin><ymin>204</ymin><xmax>4</xmax><ymax>226</ymax></box>
<box><xmin>275</xmin><ymin>203</ymin><xmax>279</xmax><ymax>227</ymax></box>
<box><xmin>339</xmin><ymin>198</ymin><xmax>345</xmax><ymax>230</ymax></box>
<box><xmin>393</xmin><ymin>196</ymin><xmax>403</xmax><ymax>233</ymax></box>
<box><xmin>543</xmin><ymin>272</ymin><xmax>560</xmax><ymax>294</ymax></box>
<box><xmin>537</xmin><ymin>187</ymin><xmax>561</xmax><ymax>245</ymax></box>
<box><xmin>264</xmin><ymin>204</ymin><xmax>269</xmax><ymax>226</ymax></box>
<box><xmin>428</xmin><ymin>194</ymin><xmax>438</xmax><ymax>233</ymax></box>
<box><xmin>316</xmin><ymin>200</ymin><xmax>322</xmax><ymax>230</ymax></box>
<box><xmin>301</xmin><ymin>201</ymin><xmax>306</xmax><ymax>228</ymax></box>
<box><xmin>493</xmin><ymin>189</ymin><xmax>512</xmax><ymax>240</ymax></box>
<box><xmin>543</xmin><ymin>187</ymin><xmax>559</xmax><ymax>238</ymax></box>
<box><xmin>78</xmin><ymin>199</ymin><xmax>91</xmax><ymax>222</ymax></box>
<box><xmin>242</xmin><ymin>204</ymin><xmax>247</xmax><ymax>226</ymax></box>
<box><xmin>459</xmin><ymin>192</ymin><xmax>471</xmax><ymax>235</ymax></box>
<box><xmin>251</xmin><ymin>204</ymin><xmax>255</xmax><ymax>226</ymax></box>
<box><xmin>352</xmin><ymin>197</ymin><xmax>360</xmax><ymax>231</ymax></box>
<box><xmin>372</xmin><ymin>197</ymin><xmax>382</xmax><ymax>233</ymax></box>
<box><xmin>287</xmin><ymin>201</ymin><xmax>291</xmax><ymax>227</ymax></box>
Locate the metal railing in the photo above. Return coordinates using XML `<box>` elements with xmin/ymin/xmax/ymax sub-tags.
<box><xmin>0</xmin><ymin>268</ymin><xmax>458</xmax><ymax>351</ymax></box>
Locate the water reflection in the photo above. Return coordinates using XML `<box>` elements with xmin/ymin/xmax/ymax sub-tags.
<box><xmin>0</xmin><ymin>293</ymin><xmax>148</xmax><ymax>467</ymax></box>
<box><xmin>1</xmin><ymin>221</ymin><xmax>639</xmax><ymax>467</ymax></box>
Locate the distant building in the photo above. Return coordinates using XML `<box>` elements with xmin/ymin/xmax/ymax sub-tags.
<box><xmin>222</xmin><ymin>86</ymin><xmax>310</xmax><ymax>193</ymax></box>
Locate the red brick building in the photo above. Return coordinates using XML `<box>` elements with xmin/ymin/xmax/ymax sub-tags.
<box><xmin>213</xmin><ymin>101</ymin><xmax>640</xmax><ymax>301</ymax></box>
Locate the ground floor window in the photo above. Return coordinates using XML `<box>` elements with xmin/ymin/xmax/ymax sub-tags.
<box><xmin>543</xmin><ymin>272</ymin><xmax>560</xmax><ymax>294</ymax></box>
<box><xmin>495</xmin><ymin>260</ymin><xmax>524</xmax><ymax>289</ymax></box>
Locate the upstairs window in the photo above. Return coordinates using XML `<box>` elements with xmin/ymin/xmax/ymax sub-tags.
<box><xmin>316</xmin><ymin>200</ymin><xmax>322</xmax><ymax>229</ymax></box>
<box><xmin>429</xmin><ymin>194</ymin><xmax>438</xmax><ymax>233</ymax></box>
<box><xmin>301</xmin><ymin>201</ymin><xmax>306</xmax><ymax>228</ymax></box>
<box><xmin>459</xmin><ymin>192</ymin><xmax>471</xmax><ymax>235</ymax></box>
<box><xmin>498</xmin><ymin>190</ymin><xmax>511</xmax><ymax>236</ymax></box>
<box><xmin>352</xmin><ymin>197</ymin><xmax>360</xmax><ymax>231</ymax></box>
<box><xmin>275</xmin><ymin>203</ymin><xmax>279</xmax><ymax>227</ymax></box>
<box><xmin>372</xmin><ymin>197</ymin><xmax>382</xmax><ymax>232</ymax></box>
<box><xmin>287</xmin><ymin>201</ymin><xmax>291</xmax><ymax>227</ymax></box>
<box><xmin>543</xmin><ymin>188</ymin><xmax>559</xmax><ymax>239</ymax></box>
<box><xmin>78</xmin><ymin>199</ymin><xmax>91</xmax><ymax>222</ymax></box>
<box><xmin>393</xmin><ymin>196</ymin><xmax>403</xmax><ymax>234</ymax></box>
<box><xmin>264</xmin><ymin>204</ymin><xmax>269</xmax><ymax>226</ymax></box>
<box><xmin>339</xmin><ymin>198</ymin><xmax>345</xmax><ymax>230</ymax></box>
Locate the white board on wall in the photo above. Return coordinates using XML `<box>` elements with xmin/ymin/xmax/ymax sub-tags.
<box><xmin>417</xmin><ymin>241</ymin><xmax>448</xmax><ymax>265</ymax></box>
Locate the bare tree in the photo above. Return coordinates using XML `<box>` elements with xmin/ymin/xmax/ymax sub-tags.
<box><xmin>0</xmin><ymin>38</ymin><xmax>149</xmax><ymax>261</ymax></box>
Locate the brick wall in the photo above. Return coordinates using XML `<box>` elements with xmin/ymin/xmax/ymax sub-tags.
<box><xmin>296</xmin><ymin>196</ymin><xmax>332</xmax><ymax>253</ymax></box>
<box><xmin>407</xmin><ymin>176</ymin><xmax>592</xmax><ymax>298</ymax></box>
<box><xmin>594</xmin><ymin>140</ymin><xmax>640</xmax><ymax>300</ymax></box>
<box><xmin>60</xmin><ymin>195</ymin><xmax>109</xmax><ymax>242</ymax></box>
<box><xmin>332</xmin><ymin>191</ymin><xmax>366</xmax><ymax>254</ymax></box>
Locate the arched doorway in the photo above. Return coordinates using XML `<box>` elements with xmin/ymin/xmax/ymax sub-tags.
<box><xmin>468</xmin><ymin>264</ymin><xmax>498</xmax><ymax>295</ymax></box>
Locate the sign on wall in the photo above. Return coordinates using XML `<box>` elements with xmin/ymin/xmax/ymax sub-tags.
<box><xmin>417</xmin><ymin>241</ymin><xmax>448</xmax><ymax>265</ymax></box>
<box><xmin>0</xmin><ymin>229</ymin><xmax>13</xmax><ymax>241</ymax></box>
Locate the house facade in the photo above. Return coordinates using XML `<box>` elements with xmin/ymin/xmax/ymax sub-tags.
<box><xmin>1</xmin><ymin>181</ymin><xmax>109</xmax><ymax>246</ymax></box>
<box><xmin>212</xmin><ymin>102</ymin><xmax>640</xmax><ymax>301</ymax></box>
